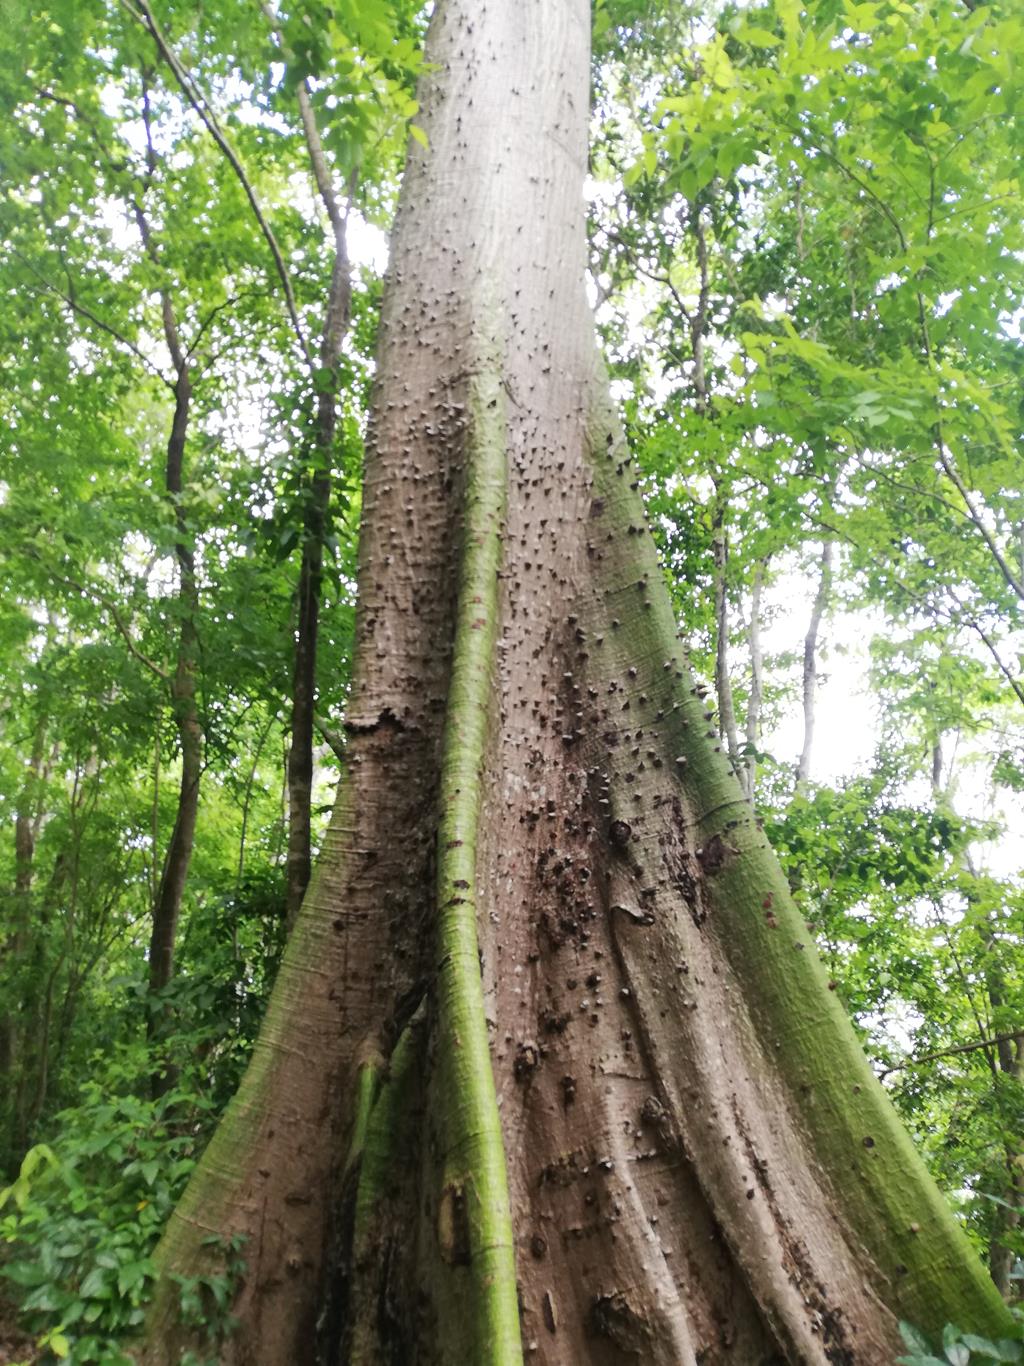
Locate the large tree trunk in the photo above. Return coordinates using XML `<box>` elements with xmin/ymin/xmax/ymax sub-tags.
<box><xmin>137</xmin><ymin>2</ymin><xmax>1012</xmax><ymax>1361</ymax></box>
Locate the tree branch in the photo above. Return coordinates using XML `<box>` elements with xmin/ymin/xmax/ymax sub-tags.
<box><xmin>8</xmin><ymin>245</ymin><xmax>169</xmax><ymax>384</ymax></box>
<box><xmin>313</xmin><ymin>714</ymin><xmax>347</xmax><ymax>760</ymax></box>
<box><xmin>32</xmin><ymin>86</ymin><xmax>130</xmax><ymax>175</ymax></box>
<box><xmin>879</xmin><ymin>1030</ymin><xmax>1024</xmax><ymax>1080</ymax></box>
<box><xmin>48</xmin><ymin>567</ymin><xmax>169</xmax><ymax>682</ymax></box>
<box><xmin>120</xmin><ymin>0</ymin><xmax>312</xmax><ymax>370</ymax></box>
<box><xmin>932</xmin><ymin>434</ymin><xmax>1024</xmax><ymax>603</ymax></box>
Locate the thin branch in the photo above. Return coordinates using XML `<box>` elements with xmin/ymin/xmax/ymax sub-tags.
<box><xmin>185</xmin><ymin>291</ymin><xmax>250</xmax><ymax>361</ymax></box>
<box><xmin>854</xmin><ymin>452</ymin><xmax>978</xmax><ymax>525</ymax></box>
<box><xmin>598</xmin><ymin>224</ymin><xmax>695</xmax><ymax>325</ymax></box>
<box><xmin>806</xmin><ymin>134</ymin><xmax>909</xmax><ymax>253</ymax></box>
<box><xmin>910</xmin><ymin>176</ymin><xmax>1024</xmax><ymax>606</ymax></box>
<box><xmin>879</xmin><ymin>1030</ymin><xmax>1024</xmax><ymax>1080</ymax></box>
<box><xmin>744</xmin><ymin>452</ymin><xmax>1024</xmax><ymax>715</ymax></box>
<box><xmin>19</xmin><ymin>535</ymin><xmax>169</xmax><ymax>683</ymax></box>
<box><xmin>932</xmin><ymin>435</ymin><xmax>1024</xmax><ymax>603</ymax></box>
<box><xmin>964</xmin><ymin>614</ymin><xmax>1024</xmax><ymax>711</ymax></box>
<box><xmin>32</xmin><ymin>87</ymin><xmax>130</xmax><ymax>174</ymax></box>
<box><xmin>314</xmin><ymin>714</ymin><xmax>347</xmax><ymax>760</ymax></box>
<box><xmin>51</xmin><ymin>569</ymin><xmax>170</xmax><ymax>681</ymax></box>
<box><xmin>121</xmin><ymin>0</ymin><xmax>312</xmax><ymax>370</ymax></box>
<box><xmin>7</xmin><ymin>245</ymin><xmax>169</xmax><ymax>384</ymax></box>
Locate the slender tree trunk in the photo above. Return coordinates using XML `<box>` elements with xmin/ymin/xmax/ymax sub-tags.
<box><xmin>137</xmin><ymin>3</ymin><xmax>1013</xmax><ymax>1361</ymax></box>
<box><xmin>988</xmin><ymin>1036</ymin><xmax>1023</xmax><ymax>1299</ymax></box>
<box><xmin>286</xmin><ymin>436</ymin><xmax>330</xmax><ymax>928</ymax></box>
<box><xmin>127</xmin><ymin>92</ymin><xmax>204</xmax><ymax>1086</ymax></box>
<box><xmin>744</xmin><ymin>560</ymin><xmax>766</xmax><ymax>796</ymax></box>
<box><xmin>146</xmin><ymin>343</ymin><xmax>201</xmax><ymax>1089</ymax></box>
<box><xmin>12</xmin><ymin>721</ymin><xmax>43</xmax><ymax>902</ymax></box>
<box><xmin>931</xmin><ymin>736</ymin><xmax>944</xmax><ymax>796</ymax></box>
<box><xmin>981</xmin><ymin>925</ymin><xmax>1024</xmax><ymax>1298</ymax></box>
<box><xmin>711</xmin><ymin>490</ymin><xmax>743</xmax><ymax>778</ymax></box>
<box><xmin>285</xmin><ymin>124</ymin><xmax>352</xmax><ymax>926</ymax></box>
<box><xmin>150</xmin><ymin>719</ymin><xmax>161</xmax><ymax>907</ymax></box>
<box><xmin>797</xmin><ymin>537</ymin><xmax>834</xmax><ymax>786</ymax></box>
<box><xmin>2</xmin><ymin>716</ymin><xmax>47</xmax><ymax>1163</ymax></box>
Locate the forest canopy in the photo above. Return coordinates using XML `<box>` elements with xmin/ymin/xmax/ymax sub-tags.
<box><xmin>0</xmin><ymin>0</ymin><xmax>1022</xmax><ymax>1362</ymax></box>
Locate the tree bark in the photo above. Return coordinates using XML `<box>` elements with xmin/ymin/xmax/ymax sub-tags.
<box><xmin>136</xmin><ymin>3</ymin><xmax>1013</xmax><ymax>1361</ymax></box>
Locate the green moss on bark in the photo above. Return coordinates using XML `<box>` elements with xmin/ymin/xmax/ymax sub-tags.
<box><xmin>430</xmin><ymin>354</ymin><xmax>522</xmax><ymax>1364</ymax></box>
<box><xmin>584</xmin><ymin>383</ymin><xmax>1013</xmax><ymax>1343</ymax></box>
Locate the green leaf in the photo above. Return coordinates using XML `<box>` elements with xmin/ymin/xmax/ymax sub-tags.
<box><xmin>901</xmin><ymin>1325</ymin><xmax>936</xmax><ymax>1355</ymax></box>
<box><xmin>741</xmin><ymin>27</ymin><xmax>782</xmax><ymax>48</ymax></box>
<box><xmin>961</xmin><ymin>1336</ymin><xmax>1010</xmax><ymax>1360</ymax></box>
<box><xmin>79</xmin><ymin>1266</ymin><xmax>110</xmax><ymax>1299</ymax></box>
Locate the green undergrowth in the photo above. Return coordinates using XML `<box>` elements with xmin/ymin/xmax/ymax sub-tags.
<box><xmin>0</xmin><ymin>1041</ymin><xmax>239</xmax><ymax>1364</ymax></box>
<box><xmin>899</xmin><ymin>1319</ymin><xmax>1024</xmax><ymax>1366</ymax></box>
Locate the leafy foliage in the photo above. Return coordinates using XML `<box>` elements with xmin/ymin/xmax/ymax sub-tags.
<box><xmin>0</xmin><ymin>1051</ymin><xmax>213</xmax><ymax>1362</ymax></box>
<box><xmin>897</xmin><ymin>1318</ymin><xmax>1024</xmax><ymax>1365</ymax></box>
